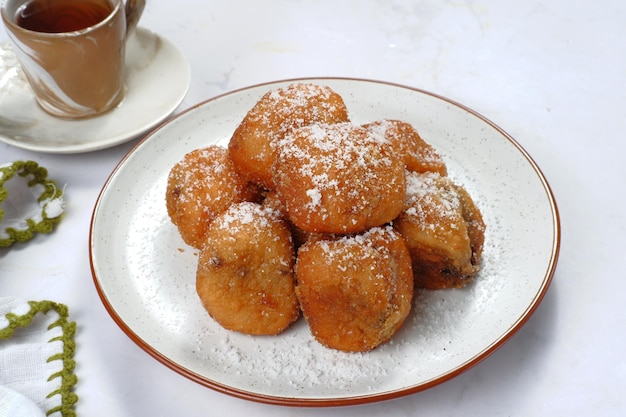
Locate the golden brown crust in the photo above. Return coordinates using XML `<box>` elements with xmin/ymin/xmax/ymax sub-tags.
<box><xmin>363</xmin><ymin>119</ymin><xmax>448</xmax><ymax>176</ymax></box>
<box><xmin>295</xmin><ymin>226</ymin><xmax>413</xmax><ymax>352</ymax></box>
<box><xmin>228</xmin><ymin>83</ymin><xmax>350</xmax><ymax>189</ymax></box>
<box><xmin>165</xmin><ymin>146</ymin><xmax>261</xmax><ymax>249</ymax></box>
<box><xmin>394</xmin><ymin>172</ymin><xmax>485</xmax><ymax>289</ymax></box>
<box><xmin>273</xmin><ymin>122</ymin><xmax>406</xmax><ymax>234</ymax></box>
<box><xmin>456</xmin><ymin>184</ymin><xmax>486</xmax><ymax>266</ymax></box>
<box><xmin>196</xmin><ymin>202</ymin><xmax>299</xmax><ymax>335</ymax></box>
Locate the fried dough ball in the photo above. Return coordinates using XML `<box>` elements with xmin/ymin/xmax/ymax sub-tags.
<box><xmin>196</xmin><ymin>202</ymin><xmax>299</xmax><ymax>335</ymax></box>
<box><xmin>295</xmin><ymin>226</ymin><xmax>414</xmax><ymax>352</ymax></box>
<box><xmin>166</xmin><ymin>146</ymin><xmax>261</xmax><ymax>249</ymax></box>
<box><xmin>273</xmin><ymin>122</ymin><xmax>406</xmax><ymax>234</ymax></box>
<box><xmin>394</xmin><ymin>172</ymin><xmax>486</xmax><ymax>289</ymax></box>
<box><xmin>228</xmin><ymin>83</ymin><xmax>350</xmax><ymax>189</ymax></box>
<box><xmin>363</xmin><ymin>119</ymin><xmax>448</xmax><ymax>176</ymax></box>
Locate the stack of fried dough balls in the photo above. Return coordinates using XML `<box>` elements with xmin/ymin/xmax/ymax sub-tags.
<box><xmin>165</xmin><ymin>83</ymin><xmax>486</xmax><ymax>352</ymax></box>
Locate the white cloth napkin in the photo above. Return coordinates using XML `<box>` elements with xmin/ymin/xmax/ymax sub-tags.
<box><xmin>0</xmin><ymin>297</ymin><xmax>74</xmax><ymax>417</ymax></box>
<box><xmin>0</xmin><ymin>386</ymin><xmax>45</xmax><ymax>417</ymax></box>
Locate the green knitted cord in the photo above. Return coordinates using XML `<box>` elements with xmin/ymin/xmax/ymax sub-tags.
<box><xmin>0</xmin><ymin>160</ymin><xmax>65</xmax><ymax>247</ymax></box>
<box><xmin>0</xmin><ymin>300</ymin><xmax>78</xmax><ymax>417</ymax></box>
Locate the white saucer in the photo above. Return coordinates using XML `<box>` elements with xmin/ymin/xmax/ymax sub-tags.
<box><xmin>0</xmin><ymin>28</ymin><xmax>190</xmax><ymax>154</ymax></box>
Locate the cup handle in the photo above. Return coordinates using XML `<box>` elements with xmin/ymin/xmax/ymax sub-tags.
<box><xmin>124</xmin><ymin>0</ymin><xmax>146</xmax><ymax>39</ymax></box>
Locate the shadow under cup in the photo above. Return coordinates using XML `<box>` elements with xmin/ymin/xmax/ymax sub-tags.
<box><xmin>1</xmin><ymin>0</ymin><xmax>130</xmax><ymax>119</ymax></box>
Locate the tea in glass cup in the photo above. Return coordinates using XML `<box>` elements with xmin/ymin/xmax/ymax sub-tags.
<box><xmin>1</xmin><ymin>0</ymin><xmax>145</xmax><ymax>119</ymax></box>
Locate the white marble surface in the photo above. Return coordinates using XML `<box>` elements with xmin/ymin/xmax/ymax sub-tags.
<box><xmin>1</xmin><ymin>0</ymin><xmax>624</xmax><ymax>415</ymax></box>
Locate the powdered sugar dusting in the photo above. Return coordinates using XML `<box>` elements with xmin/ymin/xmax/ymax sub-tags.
<box><xmin>190</xmin><ymin>321</ymin><xmax>392</xmax><ymax>393</ymax></box>
<box><xmin>274</xmin><ymin>122</ymin><xmax>404</xmax><ymax>232</ymax></box>
<box><xmin>403</xmin><ymin>171</ymin><xmax>462</xmax><ymax>231</ymax></box>
<box><xmin>254</xmin><ymin>83</ymin><xmax>348</xmax><ymax>146</ymax></box>
<box><xmin>213</xmin><ymin>201</ymin><xmax>283</xmax><ymax>236</ymax></box>
<box><xmin>277</xmin><ymin>122</ymin><xmax>394</xmax><ymax>202</ymax></box>
<box><xmin>363</xmin><ymin>119</ymin><xmax>448</xmax><ymax>175</ymax></box>
<box><xmin>306</xmin><ymin>225</ymin><xmax>399</xmax><ymax>267</ymax></box>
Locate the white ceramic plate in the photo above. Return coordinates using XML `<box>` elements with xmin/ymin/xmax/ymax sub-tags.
<box><xmin>90</xmin><ymin>78</ymin><xmax>560</xmax><ymax>406</ymax></box>
<box><xmin>0</xmin><ymin>27</ymin><xmax>190</xmax><ymax>154</ymax></box>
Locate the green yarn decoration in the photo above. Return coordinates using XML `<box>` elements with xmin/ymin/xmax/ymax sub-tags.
<box><xmin>0</xmin><ymin>300</ymin><xmax>78</xmax><ymax>417</ymax></box>
<box><xmin>0</xmin><ymin>160</ymin><xmax>65</xmax><ymax>247</ymax></box>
